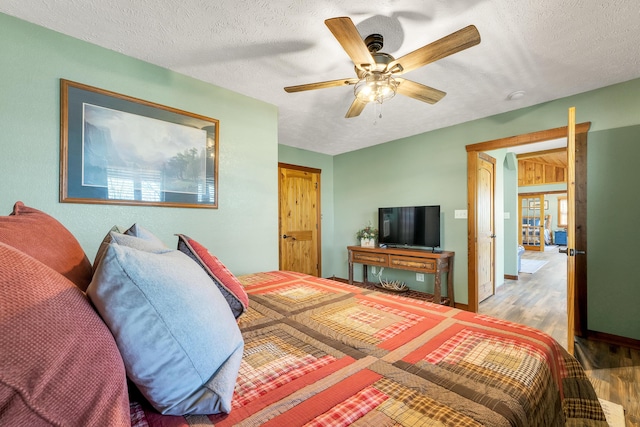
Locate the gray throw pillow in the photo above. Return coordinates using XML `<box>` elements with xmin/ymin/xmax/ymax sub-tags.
<box><xmin>87</xmin><ymin>241</ymin><xmax>244</xmax><ymax>415</ymax></box>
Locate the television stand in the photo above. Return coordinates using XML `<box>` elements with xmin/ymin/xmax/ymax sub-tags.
<box><xmin>347</xmin><ymin>246</ymin><xmax>454</xmax><ymax>306</ymax></box>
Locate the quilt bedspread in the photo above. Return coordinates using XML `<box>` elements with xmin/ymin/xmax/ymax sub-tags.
<box><xmin>130</xmin><ymin>271</ymin><xmax>607</xmax><ymax>426</ymax></box>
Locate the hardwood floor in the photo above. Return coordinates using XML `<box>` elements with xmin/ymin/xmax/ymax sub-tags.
<box><xmin>480</xmin><ymin>247</ymin><xmax>640</xmax><ymax>426</ymax></box>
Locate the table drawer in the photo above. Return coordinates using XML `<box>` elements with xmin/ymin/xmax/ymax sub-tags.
<box><xmin>389</xmin><ymin>255</ymin><xmax>436</xmax><ymax>273</ymax></box>
<box><xmin>352</xmin><ymin>251</ymin><xmax>389</xmax><ymax>267</ymax></box>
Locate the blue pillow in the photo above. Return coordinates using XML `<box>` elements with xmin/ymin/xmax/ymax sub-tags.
<box><xmin>125</xmin><ymin>223</ymin><xmax>166</xmax><ymax>247</ymax></box>
<box><xmin>87</xmin><ymin>240</ymin><xmax>244</xmax><ymax>415</ymax></box>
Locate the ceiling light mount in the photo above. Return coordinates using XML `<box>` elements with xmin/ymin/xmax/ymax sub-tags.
<box><xmin>364</xmin><ymin>34</ymin><xmax>384</xmax><ymax>53</ymax></box>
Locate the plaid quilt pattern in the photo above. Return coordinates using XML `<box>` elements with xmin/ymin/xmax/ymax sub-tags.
<box><xmin>129</xmin><ymin>272</ymin><xmax>607</xmax><ymax>427</ymax></box>
<box><xmin>303</xmin><ymin>298</ymin><xmax>426</xmax><ymax>348</ymax></box>
<box><xmin>374</xmin><ymin>378</ymin><xmax>482</xmax><ymax>427</ymax></box>
<box><xmin>424</xmin><ymin>328</ymin><xmax>545</xmax><ymax>386</ymax></box>
<box><xmin>261</xmin><ymin>283</ymin><xmax>334</xmax><ymax>306</ymax></box>
<box><xmin>233</xmin><ymin>327</ymin><xmax>338</xmax><ymax>408</ymax></box>
<box><xmin>304</xmin><ymin>386</ymin><xmax>388</xmax><ymax>427</ymax></box>
<box><xmin>237</xmin><ymin>271</ymin><xmax>294</xmax><ymax>286</ymax></box>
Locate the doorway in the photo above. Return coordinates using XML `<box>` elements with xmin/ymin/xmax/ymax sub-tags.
<box><xmin>466</xmin><ymin>123</ymin><xmax>590</xmax><ymax>338</ymax></box>
<box><xmin>519</xmin><ymin>191</ymin><xmax>567</xmax><ymax>252</ymax></box>
<box><xmin>481</xmin><ymin>246</ymin><xmax>568</xmax><ymax>346</ymax></box>
<box><xmin>278</xmin><ymin>163</ymin><xmax>322</xmax><ymax>277</ymax></box>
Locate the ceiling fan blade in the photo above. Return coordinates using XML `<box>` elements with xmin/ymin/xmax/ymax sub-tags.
<box><xmin>284</xmin><ymin>78</ymin><xmax>359</xmax><ymax>93</ymax></box>
<box><xmin>396</xmin><ymin>78</ymin><xmax>446</xmax><ymax>104</ymax></box>
<box><xmin>345</xmin><ymin>98</ymin><xmax>367</xmax><ymax>118</ymax></box>
<box><xmin>325</xmin><ymin>17</ymin><xmax>375</xmax><ymax>70</ymax></box>
<box><xmin>387</xmin><ymin>25</ymin><xmax>480</xmax><ymax>75</ymax></box>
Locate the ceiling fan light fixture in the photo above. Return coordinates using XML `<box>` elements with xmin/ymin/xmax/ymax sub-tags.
<box><xmin>354</xmin><ymin>72</ymin><xmax>398</xmax><ymax>104</ymax></box>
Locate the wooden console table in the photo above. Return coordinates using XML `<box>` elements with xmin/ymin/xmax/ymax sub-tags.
<box><xmin>347</xmin><ymin>246</ymin><xmax>455</xmax><ymax>306</ymax></box>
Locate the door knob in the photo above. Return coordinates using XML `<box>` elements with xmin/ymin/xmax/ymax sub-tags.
<box><xmin>282</xmin><ymin>234</ymin><xmax>296</xmax><ymax>240</ymax></box>
<box><xmin>559</xmin><ymin>248</ymin><xmax>586</xmax><ymax>256</ymax></box>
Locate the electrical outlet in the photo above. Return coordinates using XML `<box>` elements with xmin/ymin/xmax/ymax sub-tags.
<box><xmin>416</xmin><ymin>273</ymin><xmax>425</xmax><ymax>282</ymax></box>
<box><xmin>371</xmin><ymin>266</ymin><xmax>377</xmax><ymax>274</ymax></box>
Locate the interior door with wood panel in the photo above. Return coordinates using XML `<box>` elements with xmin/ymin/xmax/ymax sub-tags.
<box><xmin>278</xmin><ymin>163</ymin><xmax>321</xmax><ymax>277</ymax></box>
<box><xmin>563</xmin><ymin>107</ymin><xmax>579</xmax><ymax>354</ymax></box>
<box><xmin>476</xmin><ymin>153</ymin><xmax>496</xmax><ymax>303</ymax></box>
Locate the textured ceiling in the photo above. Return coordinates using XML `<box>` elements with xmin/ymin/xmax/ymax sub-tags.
<box><xmin>2</xmin><ymin>0</ymin><xmax>639</xmax><ymax>155</ymax></box>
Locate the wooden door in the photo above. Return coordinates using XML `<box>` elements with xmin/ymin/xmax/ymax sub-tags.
<box><xmin>565</xmin><ymin>107</ymin><xmax>577</xmax><ymax>354</ymax></box>
<box><xmin>519</xmin><ymin>195</ymin><xmax>546</xmax><ymax>251</ymax></box>
<box><xmin>476</xmin><ymin>153</ymin><xmax>496</xmax><ymax>303</ymax></box>
<box><xmin>278</xmin><ymin>163</ymin><xmax>321</xmax><ymax>277</ymax></box>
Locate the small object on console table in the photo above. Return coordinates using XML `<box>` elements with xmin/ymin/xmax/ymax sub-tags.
<box><xmin>347</xmin><ymin>246</ymin><xmax>455</xmax><ymax>306</ymax></box>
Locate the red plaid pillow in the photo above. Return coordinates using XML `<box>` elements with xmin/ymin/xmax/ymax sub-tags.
<box><xmin>177</xmin><ymin>234</ymin><xmax>248</xmax><ymax>318</ymax></box>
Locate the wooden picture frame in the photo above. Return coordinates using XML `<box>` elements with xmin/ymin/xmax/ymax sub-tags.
<box><xmin>60</xmin><ymin>79</ymin><xmax>219</xmax><ymax>208</ymax></box>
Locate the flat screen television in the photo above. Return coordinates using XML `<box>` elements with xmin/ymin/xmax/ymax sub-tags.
<box><xmin>378</xmin><ymin>205</ymin><xmax>441</xmax><ymax>249</ymax></box>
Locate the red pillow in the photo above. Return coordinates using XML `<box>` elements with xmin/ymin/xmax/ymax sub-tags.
<box><xmin>0</xmin><ymin>201</ymin><xmax>93</xmax><ymax>291</ymax></box>
<box><xmin>176</xmin><ymin>234</ymin><xmax>248</xmax><ymax>318</ymax></box>
<box><xmin>0</xmin><ymin>242</ymin><xmax>130</xmax><ymax>426</ymax></box>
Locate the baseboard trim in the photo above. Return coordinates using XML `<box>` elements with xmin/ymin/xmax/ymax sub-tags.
<box><xmin>454</xmin><ymin>302</ymin><xmax>469</xmax><ymax>311</ymax></box>
<box><xmin>504</xmin><ymin>274</ymin><xmax>518</xmax><ymax>280</ymax></box>
<box><xmin>586</xmin><ymin>329</ymin><xmax>640</xmax><ymax>350</ymax></box>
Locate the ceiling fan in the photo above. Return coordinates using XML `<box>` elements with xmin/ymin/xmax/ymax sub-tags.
<box><xmin>284</xmin><ymin>17</ymin><xmax>481</xmax><ymax>118</ymax></box>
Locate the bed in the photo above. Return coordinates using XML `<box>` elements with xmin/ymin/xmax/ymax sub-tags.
<box><xmin>130</xmin><ymin>271</ymin><xmax>607</xmax><ymax>427</ymax></box>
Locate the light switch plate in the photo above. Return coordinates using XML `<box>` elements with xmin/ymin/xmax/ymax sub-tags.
<box><xmin>504</xmin><ymin>212</ymin><xmax>511</xmax><ymax>219</ymax></box>
<box><xmin>454</xmin><ymin>209</ymin><xmax>468</xmax><ymax>219</ymax></box>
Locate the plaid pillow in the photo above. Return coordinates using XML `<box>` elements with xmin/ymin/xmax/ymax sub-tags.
<box><xmin>176</xmin><ymin>234</ymin><xmax>248</xmax><ymax>318</ymax></box>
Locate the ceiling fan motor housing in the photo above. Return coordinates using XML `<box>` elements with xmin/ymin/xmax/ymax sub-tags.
<box><xmin>365</xmin><ymin>34</ymin><xmax>384</xmax><ymax>53</ymax></box>
<box><xmin>356</xmin><ymin>51</ymin><xmax>395</xmax><ymax>78</ymax></box>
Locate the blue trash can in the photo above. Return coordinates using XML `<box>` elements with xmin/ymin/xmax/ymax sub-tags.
<box><xmin>517</xmin><ymin>245</ymin><xmax>525</xmax><ymax>272</ymax></box>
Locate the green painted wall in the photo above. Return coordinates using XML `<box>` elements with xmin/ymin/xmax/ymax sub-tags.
<box><xmin>503</xmin><ymin>156</ymin><xmax>519</xmax><ymax>277</ymax></box>
<box><xmin>588</xmin><ymin>125</ymin><xmax>640</xmax><ymax>340</ymax></box>
<box><xmin>331</xmin><ymin>77</ymin><xmax>640</xmax><ymax>341</ymax></box>
<box><xmin>333</xmin><ymin>132</ymin><xmax>470</xmax><ymax>299</ymax></box>
<box><xmin>0</xmin><ymin>13</ymin><xmax>279</xmax><ymax>274</ymax></box>
<box><xmin>278</xmin><ymin>145</ymin><xmax>336</xmax><ymax>276</ymax></box>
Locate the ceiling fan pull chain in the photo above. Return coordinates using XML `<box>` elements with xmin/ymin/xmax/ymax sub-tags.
<box><xmin>373</xmin><ymin>102</ymin><xmax>383</xmax><ymax>124</ymax></box>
